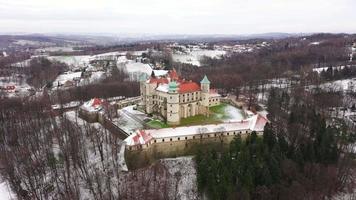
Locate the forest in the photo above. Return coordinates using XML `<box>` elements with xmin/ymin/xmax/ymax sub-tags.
<box><xmin>196</xmin><ymin>87</ymin><xmax>355</xmax><ymax>199</ymax></box>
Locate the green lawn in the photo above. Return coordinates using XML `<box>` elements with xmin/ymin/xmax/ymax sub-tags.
<box><xmin>146</xmin><ymin>103</ymin><xmax>236</xmax><ymax>128</ymax></box>
<box><xmin>180</xmin><ymin>104</ymin><xmax>230</xmax><ymax>126</ymax></box>
<box><xmin>180</xmin><ymin>114</ymin><xmax>221</xmax><ymax>126</ymax></box>
<box><xmin>146</xmin><ymin>120</ymin><xmax>170</xmax><ymax>129</ymax></box>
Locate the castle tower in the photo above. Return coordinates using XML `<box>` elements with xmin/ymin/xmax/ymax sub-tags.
<box><xmin>200</xmin><ymin>75</ymin><xmax>210</xmax><ymax>108</ymax></box>
<box><xmin>139</xmin><ymin>73</ymin><xmax>147</xmax><ymax>108</ymax></box>
<box><xmin>167</xmin><ymin>81</ymin><xmax>180</xmax><ymax>125</ymax></box>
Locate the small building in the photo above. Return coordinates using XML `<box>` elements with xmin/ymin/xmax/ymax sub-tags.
<box><xmin>79</xmin><ymin>98</ymin><xmax>117</xmax><ymax>123</ymax></box>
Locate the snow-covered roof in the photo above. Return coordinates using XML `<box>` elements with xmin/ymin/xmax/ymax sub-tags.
<box><xmin>156</xmin><ymin>84</ymin><xmax>169</xmax><ymax>93</ymax></box>
<box><xmin>153</xmin><ymin>70</ymin><xmax>168</xmax><ymax>77</ymax></box>
<box><xmin>80</xmin><ymin>98</ymin><xmax>103</xmax><ymax>112</ymax></box>
<box><xmin>125</xmin><ymin>130</ymin><xmax>153</xmax><ymax>146</ymax></box>
<box><xmin>125</xmin><ymin>114</ymin><xmax>268</xmax><ymax>146</ymax></box>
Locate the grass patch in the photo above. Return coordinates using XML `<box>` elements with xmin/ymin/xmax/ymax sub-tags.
<box><xmin>146</xmin><ymin>120</ymin><xmax>170</xmax><ymax>129</ymax></box>
<box><xmin>145</xmin><ymin>103</ymin><xmax>243</xmax><ymax>128</ymax></box>
<box><xmin>210</xmin><ymin>103</ymin><xmax>227</xmax><ymax>114</ymax></box>
<box><xmin>210</xmin><ymin>103</ymin><xmax>230</xmax><ymax>120</ymax></box>
<box><xmin>180</xmin><ymin>114</ymin><xmax>221</xmax><ymax>126</ymax></box>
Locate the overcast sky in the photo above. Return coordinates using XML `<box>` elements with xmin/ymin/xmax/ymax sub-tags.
<box><xmin>0</xmin><ymin>0</ymin><xmax>355</xmax><ymax>35</ymax></box>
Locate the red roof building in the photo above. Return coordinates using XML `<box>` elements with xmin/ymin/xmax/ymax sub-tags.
<box><xmin>178</xmin><ymin>82</ymin><xmax>201</xmax><ymax>93</ymax></box>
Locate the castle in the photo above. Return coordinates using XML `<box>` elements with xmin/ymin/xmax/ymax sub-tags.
<box><xmin>139</xmin><ymin>69</ymin><xmax>221</xmax><ymax>125</ymax></box>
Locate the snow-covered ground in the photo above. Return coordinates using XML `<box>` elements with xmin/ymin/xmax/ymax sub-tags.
<box><xmin>51</xmin><ymin>101</ymin><xmax>81</xmax><ymax>110</ymax></box>
<box><xmin>10</xmin><ymin>59</ymin><xmax>32</xmax><ymax>68</ymax></box>
<box><xmin>317</xmin><ymin>78</ymin><xmax>356</xmax><ymax>92</ymax></box>
<box><xmin>37</xmin><ymin>46</ymin><xmax>78</xmax><ymax>53</ymax></box>
<box><xmin>312</xmin><ymin>65</ymin><xmax>346</xmax><ymax>73</ymax></box>
<box><xmin>13</xmin><ymin>39</ymin><xmax>54</xmax><ymax>46</ymax></box>
<box><xmin>123</xmin><ymin>60</ymin><xmax>152</xmax><ymax>81</ymax></box>
<box><xmin>0</xmin><ymin>180</ymin><xmax>15</xmax><ymax>200</ymax></box>
<box><xmin>119</xmin><ymin>156</ymin><xmax>198</xmax><ymax>200</ymax></box>
<box><xmin>160</xmin><ymin>156</ymin><xmax>198</xmax><ymax>200</ymax></box>
<box><xmin>222</xmin><ymin>104</ymin><xmax>246</xmax><ymax>122</ymax></box>
<box><xmin>0</xmin><ymin>76</ymin><xmax>33</xmax><ymax>98</ymax></box>
<box><xmin>48</xmin><ymin>55</ymin><xmax>92</xmax><ymax>69</ymax></box>
<box><xmin>52</xmin><ymin>71</ymin><xmax>82</xmax><ymax>86</ymax></box>
<box><xmin>113</xmin><ymin>106</ymin><xmax>146</xmax><ymax>134</ymax></box>
<box><xmin>172</xmin><ymin>49</ymin><xmax>226</xmax><ymax>66</ymax></box>
<box><xmin>64</xmin><ymin>110</ymin><xmax>127</xmax><ymax>172</ymax></box>
<box><xmin>117</xmin><ymin>58</ymin><xmax>167</xmax><ymax>81</ymax></box>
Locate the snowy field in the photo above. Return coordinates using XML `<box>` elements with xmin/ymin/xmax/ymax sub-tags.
<box><xmin>13</xmin><ymin>39</ymin><xmax>54</xmax><ymax>46</ymax></box>
<box><xmin>0</xmin><ymin>180</ymin><xmax>14</xmax><ymax>200</ymax></box>
<box><xmin>123</xmin><ymin>60</ymin><xmax>152</xmax><ymax>81</ymax></box>
<box><xmin>48</xmin><ymin>55</ymin><xmax>92</xmax><ymax>69</ymax></box>
<box><xmin>117</xmin><ymin>58</ymin><xmax>167</xmax><ymax>81</ymax></box>
<box><xmin>37</xmin><ymin>46</ymin><xmax>78</xmax><ymax>52</ymax></box>
<box><xmin>173</xmin><ymin>49</ymin><xmax>226</xmax><ymax>66</ymax></box>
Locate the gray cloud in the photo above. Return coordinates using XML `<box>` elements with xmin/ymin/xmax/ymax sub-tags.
<box><xmin>0</xmin><ymin>0</ymin><xmax>355</xmax><ymax>34</ymax></box>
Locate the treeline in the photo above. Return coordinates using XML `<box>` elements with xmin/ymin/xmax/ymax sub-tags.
<box><xmin>176</xmin><ymin>34</ymin><xmax>354</xmax><ymax>92</ymax></box>
<box><xmin>51</xmin><ymin>64</ymin><xmax>139</xmax><ymax>104</ymax></box>
<box><xmin>53</xmin><ymin>81</ymin><xmax>139</xmax><ymax>104</ymax></box>
<box><xmin>319</xmin><ymin>65</ymin><xmax>356</xmax><ymax>82</ymax></box>
<box><xmin>195</xmin><ymin>88</ymin><xmax>355</xmax><ymax>199</ymax></box>
<box><xmin>26</xmin><ymin>57</ymin><xmax>68</xmax><ymax>88</ymax></box>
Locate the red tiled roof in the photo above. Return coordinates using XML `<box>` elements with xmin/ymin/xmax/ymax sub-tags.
<box><xmin>179</xmin><ymin>82</ymin><xmax>201</xmax><ymax>93</ymax></box>
<box><xmin>131</xmin><ymin>130</ymin><xmax>153</xmax><ymax>145</ymax></box>
<box><xmin>169</xmin><ymin>69</ymin><xmax>179</xmax><ymax>80</ymax></box>
<box><xmin>253</xmin><ymin>114</ymin><xmax>269</xmax><ymax>131</ymax></box>
<box><xmin>139</xmin><ymin>130</ymin><xmax>153</xmax><ymax>143</ymax></box>
<box><xmin>92</xmin><ymin>98</ymin><xmax>102</xmax><ymax>107</ymax></box>
<box><xmin>132</xmin><ymin>134</ymin><xmax>140</xmax><ymax>145</ymax></box>
<box><xmin>149</xmin><ymin>78</ymin><xmax>169</xmax><ymax>84</ymax></box>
